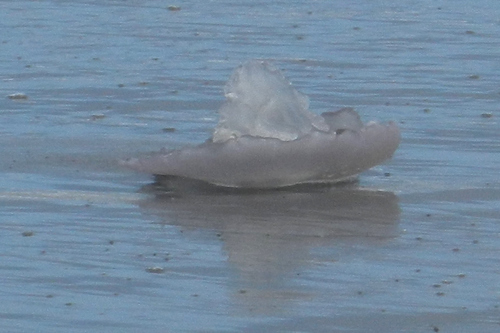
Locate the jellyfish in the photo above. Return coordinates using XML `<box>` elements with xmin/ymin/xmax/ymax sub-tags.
<box><xmin>122</xmin><ymin>60</ymin><xmax>400</xmax><ymax>188</ymax></box>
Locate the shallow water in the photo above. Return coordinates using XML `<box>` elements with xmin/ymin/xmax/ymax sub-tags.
<box><xmin>1</xmin><ymin>0</ymin><xmax>499</xmax><ymax>332</ymax></box>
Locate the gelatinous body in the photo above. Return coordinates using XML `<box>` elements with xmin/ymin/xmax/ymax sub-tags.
<box><xmin>213</xmin><ymin>60</ymin><xmax>328</xmax><ymax>142</ymax></box>
<box><xmin>123</xmin><ymin>61</ymin><xmax>401</xmax><ymax>188</ymax></box>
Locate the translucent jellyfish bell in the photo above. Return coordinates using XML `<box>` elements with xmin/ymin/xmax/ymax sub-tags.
<box><xmin>213</xmin><ymin>60</ymin><xmax>329</xmax><ymax>142</ymax></box>
<box><xmin>123</xmin><ymin>60</ymin><xmax>401</xmax><ymax>188</ymax></box>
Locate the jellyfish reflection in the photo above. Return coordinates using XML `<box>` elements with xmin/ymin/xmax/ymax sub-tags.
<box><xmin>139</xmin><ymin>181</ymin><xmax>400</xmax><ymax>312</ymax></box>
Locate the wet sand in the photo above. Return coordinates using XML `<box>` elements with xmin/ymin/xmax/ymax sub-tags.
<box><xmin>1</xmin><ymin>1</ymin><xmax>499</xmax><ymax>332</ymax></box>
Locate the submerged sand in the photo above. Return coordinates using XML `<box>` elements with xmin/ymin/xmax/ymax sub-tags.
<box><xmin>1</xmin><ymin>1</ymin><xmax>499</xmax><ymax>332</ymax></box>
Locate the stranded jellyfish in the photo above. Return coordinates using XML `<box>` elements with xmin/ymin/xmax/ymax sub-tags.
<box><xmin>123</xmin><ymin>60</ymin><xmax>400</xmax><ymax>188</ymax></box>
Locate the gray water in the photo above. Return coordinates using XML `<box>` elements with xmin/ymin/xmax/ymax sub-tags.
<box><xmin>1</xmin><ymin>1</ymin><xmax>499</xmax><ymax>332</ymax></box>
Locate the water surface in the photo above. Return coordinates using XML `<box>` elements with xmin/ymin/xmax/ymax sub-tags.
<box><xmin>1</xmin><ymin>1</ymin><xmax>499</xmax><ymax>332</ymax></box>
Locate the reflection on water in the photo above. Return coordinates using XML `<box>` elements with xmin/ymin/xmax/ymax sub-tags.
<box><xmin>139</xmin><ymin>178</ymin><xmax>400</xmax><ymax>311</ymax></box>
